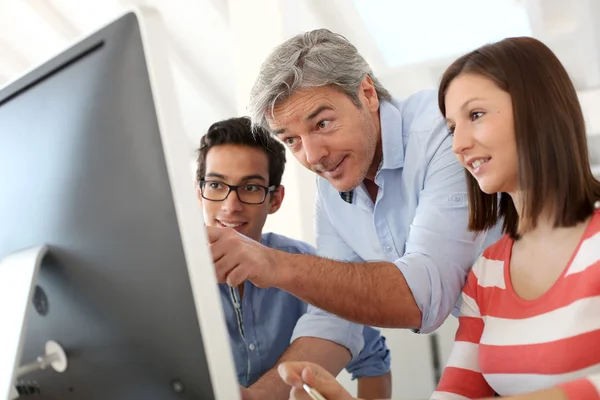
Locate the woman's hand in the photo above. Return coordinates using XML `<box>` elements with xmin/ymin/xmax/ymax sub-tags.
<box><xmin>278</xmin><ymin>361</ymin><xmax>358</xmax><ymax>400</ymax></box>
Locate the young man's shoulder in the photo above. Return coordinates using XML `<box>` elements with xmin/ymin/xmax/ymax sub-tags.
<box><xmin>261</xmin><ymin>232</ymin><xmax>316</xmax><ymax>255</ymax></box>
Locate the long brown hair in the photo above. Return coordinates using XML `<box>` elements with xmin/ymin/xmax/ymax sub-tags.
<box><xmin>438</xmin><ymin>36</ymin><xmax>600</xmax><ymax>239</ymax></box>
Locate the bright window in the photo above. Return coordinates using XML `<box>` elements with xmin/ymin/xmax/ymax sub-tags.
<box><xmin>353</xmin><ymin>0</ymin><xmax>532</xmax><ymax>67</ymax></box>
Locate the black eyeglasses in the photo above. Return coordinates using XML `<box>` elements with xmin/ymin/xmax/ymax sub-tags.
<box><xmin>199</xmin><ymin>180</ymin><xmax>276</xmax><ymax>205</ymax></box>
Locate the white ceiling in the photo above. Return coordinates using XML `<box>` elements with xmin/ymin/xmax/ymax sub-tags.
<box><xmin>1</xmin><ymin>0</ymin><xmax>599</xmax><ymax>152</ymax></box>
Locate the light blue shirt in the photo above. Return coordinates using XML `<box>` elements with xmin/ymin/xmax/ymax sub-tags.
<box><xmin>291</xmin><ymin>89</ymin><xmax>501</xmax><ymax>354</ymax></box>
<box><xmin>220</xmin><ymin>232</ymin><xmax>391</xmax><ymax>387</ymax></box>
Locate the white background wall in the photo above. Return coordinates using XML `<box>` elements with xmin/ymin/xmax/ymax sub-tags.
<box><xmin>1</xmin><ymin>1</ymin><xmax>600</xmax><ymax>398</ymax></box>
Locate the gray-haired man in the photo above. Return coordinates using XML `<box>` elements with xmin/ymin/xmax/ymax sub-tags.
<box><xmin>206</xmin><ymin>29</ymin><xmax>500</xmax><ymax>399</ymax></box>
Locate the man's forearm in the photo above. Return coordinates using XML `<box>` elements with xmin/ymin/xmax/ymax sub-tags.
<box><xmin>249</xmin><ymin>337</ymin><xmax>351</xmax><ymax>400</ymax></box>
<box><xmin>357</xmin><ymin>371</ymin><xmax>392</xmax><ymax>400</ymax></box>
<box><xmin>274</xmin><ymin>251</ymin><xmax>421</xmax><ymax>328</ymax></box>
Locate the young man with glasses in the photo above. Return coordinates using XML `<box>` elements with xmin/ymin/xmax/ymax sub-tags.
<box><xmin>195</xmin><ymin>116</ymin><xmax>392</xmax><ymax>400</ymax></box>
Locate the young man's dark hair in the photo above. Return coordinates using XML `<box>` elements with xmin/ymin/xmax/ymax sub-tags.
<box><xmin>195</xmin><ymin>116</ymin><xmax>286</xmax><ymax>187</ymax></box>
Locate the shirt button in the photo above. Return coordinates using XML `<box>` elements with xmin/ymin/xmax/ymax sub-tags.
<box><xmin>385</xmin><ymin>245</ymin><xmax>393</xmax><ymax>252</ymax></box>
<box><xmin>248</xmin><ymin>343</ymin><xmax>256</xmax><ymax>351</ymax></box>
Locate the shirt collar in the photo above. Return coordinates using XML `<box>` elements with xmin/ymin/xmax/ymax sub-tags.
<box><xmin>339</xmin><ymin>100</ymin><xmax>405</xmax><ymax>203</ymax></box>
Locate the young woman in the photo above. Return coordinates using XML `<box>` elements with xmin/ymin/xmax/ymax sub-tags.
<box><xmin>276</xmin><ymin>36</ymin><xmax>600</xmax><ymax>400</ymax></box>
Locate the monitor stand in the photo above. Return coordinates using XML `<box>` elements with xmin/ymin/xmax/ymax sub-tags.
<box><xmin>0</xmin><ymin>245</ymin><xmax>69</xmax><ymax>400</ymax></box>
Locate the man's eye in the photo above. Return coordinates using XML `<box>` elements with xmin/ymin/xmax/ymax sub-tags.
<box><xmin>317</xmin><ymin>120</ymin><xmax>331</xmax><ymax>130</ymax></box>
<box><xmin>243</xmin><ymin>185</ymin><xmax>261</xmax><ymax>192</ymax></box>
<box><xmin>447</xmin><ymin>126</ymin><xmax>455</xmax><ymax>135</ymax></box>
<box><xmin>284</xmin><ymin>137</ymin><xmax>297</xmax><ymax>146</ymax></box>
<box><xmin>209</xmin><ymin>182</ymin><xmax>223</xmax><ymax>189</ymax></box>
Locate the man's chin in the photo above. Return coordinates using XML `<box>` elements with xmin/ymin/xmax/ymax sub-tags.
<box><xmin>326</xmin><ymin>176</ymin><xmax>362</xmax><ymax>193</ymax></box>
<box><xmin>232</xmin><ymin>226</ymin><xmax>249</xmax><ymax>236</ymax></box>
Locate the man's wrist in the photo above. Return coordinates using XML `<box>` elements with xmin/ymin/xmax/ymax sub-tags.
<box><xmin>270</xmin><ymin>248</ymin><xmax>298</xmax><ymax>289</ymax></box>
<box><xmin>249</xmin><ymin>377</ymin><xmax>287</xmax><ymax>399</ymax></box>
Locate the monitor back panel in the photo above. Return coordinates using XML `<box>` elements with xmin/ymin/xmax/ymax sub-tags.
<box><xmin>0</xmin><ymin>13</ymin><xmax>215</xmax><ymax>400</ymax></box>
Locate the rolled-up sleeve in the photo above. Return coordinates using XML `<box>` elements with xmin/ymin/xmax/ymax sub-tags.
<box><xmin>396</xmin><ymin>129</ymin><xmax>486</xmax><ymax>334</ymax></box>
<box><xmin>345</xmin><ymin>326</ymin><xmax>391</xmax><ymax>379</ymax></box>
<box><xmin>291</xmin><ymin>304</ymin><xmax>365</xmax><ymax>359</ymax></box>
<box><xmin>290</xmin><ymin>183</ymin><xmax>365</xmax><ymax>359</ymax></box>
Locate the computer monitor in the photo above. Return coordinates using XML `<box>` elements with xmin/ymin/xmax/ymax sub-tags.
<box><xmin>0</xmin><ymin>8</ymin><xmax>239</xmax><ymax>400</ymax></box>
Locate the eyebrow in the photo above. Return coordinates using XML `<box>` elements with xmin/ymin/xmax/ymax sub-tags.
<box><xmin>445</xmin><ymin>97</ymin><xmax>487</xmax><ymax>124</ymax></box>
<box><xmin>272</xmin><ymin>104</ymin><xmax>334</xmax><ymax>136</ymax></box>
<box><xmin>205</xmin><ymin>173</ymin><xmax>267</xmax><ymax>183</ymax></box>
<box><xmin>305</xmin><ymin>105</ymin><xmax>334</xmax><ymax>122</ymax></box>
<box><xmin>460</xmin><ymin>97</ymin><xmax>486</xmax><ymax>111</ymax></box>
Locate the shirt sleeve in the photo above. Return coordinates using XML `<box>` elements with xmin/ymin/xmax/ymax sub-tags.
<box><xmin>344</xmin><ymin>326</ymin><xmax>391</xmax><ymax>380</ymax></box>
<box><xmin>290</xmin><ymin>303</ymin><xmax>365</xmax><ymax>360</ymax></box>
<box><xmin>394</xmin><ymin>123</ymin><xmax>489</xmax><ymax>334</ymax></box>
<box><xmin>431</xmin><ymin>269</ymin><xmax>495</xmax><ymax>399</ymax></box>
<box><xmin>290</xmin><ymin>184</ymin><xmax>365</xmax><ymax>359</ymax></box>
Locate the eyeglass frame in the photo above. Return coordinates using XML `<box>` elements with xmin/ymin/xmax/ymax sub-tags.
<box><xmin>198</xmin><ymin>180</ymin><xmax>277</xmax><ymax>205</ymax></box>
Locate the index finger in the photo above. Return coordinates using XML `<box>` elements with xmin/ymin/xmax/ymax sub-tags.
<box><xmin>205</xmin><ymin>226</ymin><xmax>225</xmax><ymax>244</ymax></box>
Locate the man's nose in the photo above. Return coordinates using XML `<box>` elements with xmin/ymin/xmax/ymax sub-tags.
<box><xmin>304</xmin><ymin>136</ymin><xmax>329</xmax><ymax>167</ymax></box>
<box><xmin>221</xmin><ymin>189</ymin><xmax>244</xmax><ymax>212</ymax></box>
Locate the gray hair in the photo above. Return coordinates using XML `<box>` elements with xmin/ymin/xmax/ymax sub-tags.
<box><xmin>248</xmin><ymin>28</ymin><xmax>392</xmax><ymax>131</ymax></box>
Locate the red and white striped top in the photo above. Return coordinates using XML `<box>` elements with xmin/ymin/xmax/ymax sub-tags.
<box><xmin>433</xmin><ymin>210</ymin><xmax>600</xmax><ymax>399</ymax></box>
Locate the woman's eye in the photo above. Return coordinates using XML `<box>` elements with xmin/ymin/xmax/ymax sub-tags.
<box><xmin>284</xmin><ymin>137</ymin><xmax>297</xmax><ymax>146</ymax></box>
<box><xmin>447</xmin><ymin>126</ymin><xmax>455</xmax><ymax>135</ymax></box>
<box><xmin>209</xmin><ymin>182</ymin><xmax>223</xmax><ymax>189</ymax></box>
<box><xmin>470</xmin><ymin>111</ymin><xmax>484</xmax><ymax>121</ymax></box>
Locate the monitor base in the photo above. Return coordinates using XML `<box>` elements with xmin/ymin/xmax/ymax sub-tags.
<box><xmin>0</xmin><ymin>245</ymin><xmax>48</xmax><ymax>400</ymax></box>
<box><xmin>16</xmin><ymin>340</ymin><xmax>68</xmax><ymax>377</ymax></box>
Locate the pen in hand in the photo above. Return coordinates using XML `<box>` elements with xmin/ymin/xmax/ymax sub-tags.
<box><xmin>303</xmin><ymin>383</ymin><xmax>327</xmax><ymax>400</ymax></box>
